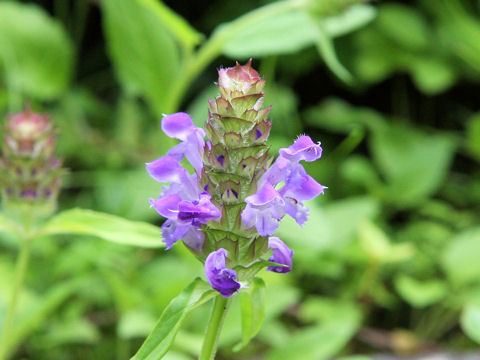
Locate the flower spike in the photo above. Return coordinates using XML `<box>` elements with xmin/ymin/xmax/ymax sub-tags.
<box><xmin>146</xmin><ymin>60</ymin><xmax>326</xmax><ymax>296</ymax></box>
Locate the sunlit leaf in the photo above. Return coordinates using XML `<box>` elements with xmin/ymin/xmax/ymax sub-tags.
<box><xmin>394</xmin><ymin>275</ymin><xmax>447</xmax><ymax>308</ymax></box>
<box><xmin>40</xmin><ymin>209</ymin><xmax>163</xmax><ymax>248</ymax></box>
<box><xmin>461</xmin><ymin>305</ymin><xmax>480</xmax><ymax>344</ymax></box>
<box><xmin>323</xmin><ymin>4</ymin><xmax>376</xmax><ymax>37</ymax></box>
<box><xmin>442</xmin><ymin>227</ymin><xmax>480</xmax><ymax>286</ymax></box>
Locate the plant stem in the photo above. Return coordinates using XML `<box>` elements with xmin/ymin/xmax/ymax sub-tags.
<box><xmin>0</xmin><ymin>236</ymin><xmax>34</xmax><ymax>360</ymax></box>
<box><xmin>199</xmin><ymin>295</ymin><xmax>231</xmax><ymax>360</ymax></box>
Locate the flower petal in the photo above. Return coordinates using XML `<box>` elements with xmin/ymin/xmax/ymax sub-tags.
<box><xmin>245</xmin><ymin>183</ymin><xmax>282</xmax><ymax>206</ymax></box>
<box><xmin>205</xmin><ymin>249</ymin><xmax>240</xmax><ymax>297</ymax></box>
<box><xmin>182</xmin><ymin>227</ymin><xmax>205</xmax><ymax>252</ymax></box>
<box><xmin>279</xmin><ymin>135</ymin><xmax>322</xmax><ymax>162</ymax></box>
<box><xmin>283</xmin><ymin>197</ymin><xmax>309</xmax><ymax>226</ymax></box>
<box><xmin>267</xmin><ymin>237</ymin><xmax>293</xmax><ymax>273</ymax></box>
<box><xmin>178</xmin><ymin>193</ymin><xmax>222</xmax><ymax>224</ymax></box>
<box><xmin>149</xmin><ymin>194</ymin><xmax>181</xmax><ymax>219</ymax></box>
<box><xmin>283</xmin><ymin>173</ymin><xmax>326</xmax><ymax>201</ymax></box>
<box><xmin>146</xmin><ymin>156</ymin><xmax>185</xmax><ymax>183</ymax></box>
<box><xmin>161</xmin><ymin>220</ymin><xmax>190</xmax><ymax>250</ymax></box>
<box><xmin>161</xmin><ymin>112</ymin><xmax>195</xmax><ymax>141</ymax></box>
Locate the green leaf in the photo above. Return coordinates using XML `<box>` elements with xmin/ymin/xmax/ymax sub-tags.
<box><xmin>131</xmin><ymin>278</ymin><xmax>216</xmax><ymax>360</ymax></box>
<box><xmin>358</xmin><ymin>221</ymin><xmax>414</xmax><ymax>264</ymax></box>
<box><xmin>323</xmin><ymin>4</ymin><xmax>376</xmax><ymax>37</ymax></box>
<box><xmin>409</xmin><ymin>57</ymin><xmax>456</xmax><ymax>95</ymax></box>
<box><xmin>441</xmin><ymin>227</ymin><xmax>480</xmax><ymax>286</ymax></box>
<box><xmin>222</xmin><ymin>10</ymin><xmax>319</xmax><ymax>58</ymax></box>
<box><xmin>234</xmin><ymin>278</ymin><xmax>266</xmax><ymax>351</ymax></box>
<box><xmin>40</xmin><ymin>208</ymin><xmax>163</xmax><ymax>248</ymax></box>
<box><xmin>394</xmin><ymin>275</ymin><xmax>447</xmax><ymax>308</ymax></box>
<box><xmin>222</xmin><ymin>4</ymin><xmax>374</xmax><ymax>59</ymax></box>
<box><xmin>0</xmin><ymin>2</ymin><xmax>73</xmax><ymax>100</ymax></box>
<box><xmin>370</xmin><ymin>124</ymin><xmax>455</xmax><ymax>207</ymax></box>
<box><xmin>461</xmin><ymin>305</ymin><xmax>480</xmax><ymax>344</ymax></box>
<box><xmin>138</xmin><ymin>0</ymin><xmax>203</xmax><ymax>51</ymax></box>
<box><xmin>101</xmin><ymin>0</ymin><xmax>180</xmax><ymax>115</ymax></box>
<box><xmin>376</xmin><ymin>4</ymin><xmax>429</xmax><ymax>50</ymax></box>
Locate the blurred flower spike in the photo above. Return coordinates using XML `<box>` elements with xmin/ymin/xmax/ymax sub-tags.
<box><xmin>0</xmin><ymin>107</ymin><xmax>64</xmax><ymax>219</ymax></box>
<box><xmin>147</xmin><ymin>60</ymin><xmax>326</xmax><ymax>297</ymax></box>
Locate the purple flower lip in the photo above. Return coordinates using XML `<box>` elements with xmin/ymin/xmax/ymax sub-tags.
<box><xmin>146</xmin><ymin>156</ymin><xmax>185</xmax><ymax>184</ymax></box>
<box><xmin>161</xmin><ymin>112</ymin><xmax>196</xmax><ymax>141</ymax></box>
<box><xmin>177</xmin><ymin>194</ymin><xmax>222</xmax><ymax>223</ymax></box>
<box><xmin>205</xmin><ymin>248</ymin><xmax>240</xmax><ymax>297</ymax></box>
<box><xmin>245</xmin><ymin>183</ymin><xmax>284</xmax><ymax>207</ymax></box>
<box><xmin>149</xmin><ymin>194</ymin><xmax>181</xmax><ymax>219</ymax></box>
<box><xmin>267</xmin><ymin>237</ymin><xmax>293</xmax><ymax>273</ymax></box>
<box><xmin>161</xmin><ymin>113</ymin><xmax>206</xmax><ymax>172</ymax></box>
<box><xmin>279</xmin><ymin>135</ymin><xmax>322</xmax><ymax>162</ymax></box>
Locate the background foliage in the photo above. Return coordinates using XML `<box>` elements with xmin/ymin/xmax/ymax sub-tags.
<box><xmin>1</xmin><ymin>0</ymin><xmax>480</xmax><ymax>359</ymax></box>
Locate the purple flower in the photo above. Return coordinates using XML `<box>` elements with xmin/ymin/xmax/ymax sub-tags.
<box><xmin>205</xmin><ymin>248</ymin><xmax>240</xmax><ymax>297</ymax></box>
<box><xmin>241</xmin><ymin>183</ymin><xmax>285</xmax><ymax>236</ymax></box>
<box><xmin>161</xmin><ymin>113</ymin><xmax>206</xmax><ymax>172</ymax></box>
<box><xmin>267</xmin><ymin>237</ymin><xmax>293</xmax><ymax>273</ymax></box>
<box><xmin>147</xmin><ymin>156</ymin><xmax>221</xmax><ymax>250</ymax></box>
<box><xmin>244</xmin><ymin>135</ymin><xmax>326</xmax><ymax>228</ymax></box>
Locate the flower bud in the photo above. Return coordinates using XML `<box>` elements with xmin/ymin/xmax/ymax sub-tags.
<box><xmin>0</xmin><ymin>107</ymin><xmax>64</xmax><ymax>219</ymax></box>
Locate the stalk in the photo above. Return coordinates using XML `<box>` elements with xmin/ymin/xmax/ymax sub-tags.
<box><xmin>0</xmin><ymin>235</ymin><xmax>34</xmax><ymax>360</ymax></box>
<box><xmin>199</xmin><ymin>296</ymin><xmax>231</xmax><ymax>360</ymax></box>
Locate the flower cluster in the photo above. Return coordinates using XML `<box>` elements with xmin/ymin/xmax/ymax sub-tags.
<box><xmin>0</xmin><ymin>107</ymin><xmax>64</xmax><ymax>218</ymax></box>
<box><xmin>147</xmin><ymin>61</ymin><xmax>325</xmax><ymax>297</ymax></box>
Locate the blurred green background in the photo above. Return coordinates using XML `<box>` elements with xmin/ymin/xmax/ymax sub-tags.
<box><xmin>1</xmin><ymin>0</ymin><xmax>480</xmax><ymax>359</ymax></box>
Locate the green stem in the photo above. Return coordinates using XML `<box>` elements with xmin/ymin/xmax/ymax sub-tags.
<box><xmin>0</xmin><ymin>236</ymin><xmax>34</xmax><ymax>360</ymax></box>
<box><xmin>199</xmin><ymin>295</ymin><xmax>231</xmax><ymax>360</ymax></box>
